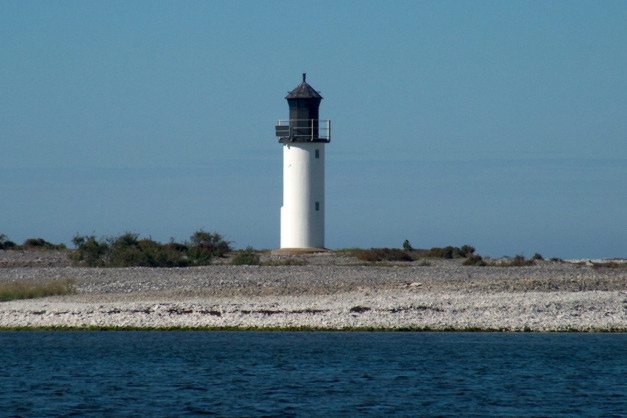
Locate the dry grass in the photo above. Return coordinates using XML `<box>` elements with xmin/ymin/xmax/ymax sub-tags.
<box><xmin>230</xmin><ymin>247</ymin><xmax>261</xmax><ymax>265</ymax></box>
<box><xmin>355</xmin><ymin>248</ymin><xmax>414</xmax><ymax>263</ymax></box>
<box><xmin>0</xmin><ymin>279</ymin><xmax>75</xmax><ymax>302</ymax></box>
<box><xmin>591</xmin><ymin>261</ymin><xmax>627</xmax><ymax>269</ymax></box>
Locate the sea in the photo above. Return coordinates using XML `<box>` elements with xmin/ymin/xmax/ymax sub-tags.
<box><xmin>0</xmin><ymin>331</ymin><xmax>625</xmax><ymax>417</ymax></box>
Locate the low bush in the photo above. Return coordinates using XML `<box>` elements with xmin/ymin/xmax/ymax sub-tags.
<box><xmin>497</xmin><ymin>255</ymin><xmax>535</xmax><ymax>267</ymax></box>
<box><xmin>21</xmin><ymin>238</ymin><xmax>66</xmax><ymax>251</ymax></box>
<box><xmin>71</xmin><ymin>230</ymin><xmax>231</xmax><ymax>267</ymax></box>
<box><xmin>190</xmin><ymin>230</ymin><xmax>231</xmax><ymax>258</ymax></box>
<box><xmin>0</xmin><ymin>279</ymin><xmax>75</xmax><ymax>301</ymax></box>
<box><xmin>409</xmin><ymin>245</ymin><xmax>476</xmax><ymax>259</ymax></box>
<box><xmin>187</xmin><ymin>230</ymin><xmax>231</xmax><ymax>266</ymax></box>
<box><xmin>425</xmin><ymin>245</ymin><xmax>474</xmax><ymax>259</ymax></box>
<box><xmin>344</xmin><ymin>244</ymin><xmax>477</xmax><ymax>263</ymax></box>
<box><xmin>461</xmin><ymin>245</ymin><xmax>476</xmax><ymax>256</ymax></box>
<box><xmin>591</xmin><ymin>261</ymin><xmax>626</xmax><ymax>269</ymax></box>
<box><xmin>463</xmin><ymin>255</ymin><xmax>487</xmax><ymax>266</ymax></box>
<box><xmin>0</xmin><ymin>234</ymin><xmax>17</xmax><ymax>250</ymax></box>
<box><xmin>356</xmin><ymin>248</ymin><xmax>413</xmax><ymax>263</ymax></box>
<box><xmin>231</xmin><ymin>247</ymin><xmax>261</xmax><ymax>265</ymax></box>
<box><xmin>71</xmin><ymin>235</ymin><xmax>109</xmax><ymax>267</ymax></box>
<box><xmin>532</xmin><ymin>253</ymin><xmax>544</xmax><ymax>261</ymax></box>
<box><xmin>106</xmin><ymin>235</ymin><xmax>189</xmax><ymax>268</ymax></box>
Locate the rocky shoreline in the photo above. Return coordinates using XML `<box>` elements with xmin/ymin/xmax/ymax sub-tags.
<box><xmin>0</xmin><ymin>251</ymin><xmax>625</xmax><ymax>331</ymax></box>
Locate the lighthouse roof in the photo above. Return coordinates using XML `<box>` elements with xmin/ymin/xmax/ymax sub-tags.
<box><xmin>286</xmin><ymin>73</ymin><xmax>323</xmax><ymax>100</ymax></box>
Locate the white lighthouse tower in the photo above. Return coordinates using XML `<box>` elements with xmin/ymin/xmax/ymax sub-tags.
<box><xmin>275</xmin><ymin>74</ymin><xmax>331</xmax><ymax>250</ymax></box>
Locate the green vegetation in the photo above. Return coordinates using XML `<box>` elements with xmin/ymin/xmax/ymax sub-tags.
<box><xmin>348</xmin><ymin>244</ymin><xmax>478</xmax><ymax>264</ymax></box>
<box><xmin>416</xmin><ymin>245</ymin><xmax>475</xmax><ymax>259</ymax></box>
<box><xmin>463</xmin><ymin>255</ymin><xmax>487</xmax><ymax>266</ymax></box>
<box><xmin>0</xmin><ymin>279</ymin><xmax>75</xmax><ymax>302</ymax></box>
<box><xmin>189</xmin><ymin>230</ymin><xmax>232</xmax><ymax>264</ymax></box>
<box><xmin>71</xmin><ymin>235</ymin><xmax>109</xmax><ymax>266</ymax></box>
<box><xmin>0</xmin><ymin>234</ymin><xmax>17</xmax><ymax>250</ymax></box>
<box><xmin>71</xmin><ymin>230</ymin><xmax>232</xmax><ymax>267</ymax></box>
<box><xmin>0</xmin><ymin>234</ymin><xmax>66</xmax><ymax>251</ymax></box>
<box><xmin>494</xmin><ymin>255</ymin><xmax>535</xmax><ymax>267</ymax></box>
<box><xmin>356</xmin><ymin>248</ymin><xmax>413</xmax><ymax>263</ymax></box>
<box><xmin>21</xmin><ymin>238</ymin><xmax>66</xmax><ymax>250</ymax></box>
<box><xmin>231</xmin><ymin>247</ymin><xmax>261</xmax><ymax>265</ymax></box>
<box><xmin>591</xmin><ymin>261</ymin><xmax>626</xmax><ymax>269</ymax></box>
<box><xmin>4</xmin><ymin>232</ymin><xmax>606</xmax><ymax>270</ymax></box>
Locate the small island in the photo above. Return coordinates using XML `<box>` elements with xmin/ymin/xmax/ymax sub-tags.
<box><xmin>1</xmin><ymin>235</ymin><xmax>624</xmax><ymax>332</ymax></box>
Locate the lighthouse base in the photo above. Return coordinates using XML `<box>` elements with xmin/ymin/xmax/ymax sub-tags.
<box><xmin>271</xmin><ymin>247</ymin><xmax>328</xmax><ymax>256</ymax></box>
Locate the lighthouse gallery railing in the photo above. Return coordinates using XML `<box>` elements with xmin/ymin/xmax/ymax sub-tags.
<box><xmin>275</xmin><ymin>119</ymin><xmax>331</xmax><ymax>142</ymax></box>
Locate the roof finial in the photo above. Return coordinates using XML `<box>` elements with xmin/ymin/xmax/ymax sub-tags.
<box><xmin>302</xmin><ymin>73</ymin><xmax>306</xmax><ymax>83</ymax></box>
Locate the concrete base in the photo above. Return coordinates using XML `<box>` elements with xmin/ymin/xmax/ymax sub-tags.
<box><xmin>271</xmin><ymin>248</ymin><xmax>328</xmax><ymax>256</ymax></box>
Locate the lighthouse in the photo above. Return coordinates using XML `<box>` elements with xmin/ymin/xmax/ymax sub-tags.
<box><xmin>275</xmin><ymin>74</ymin><xmax>331</xmax><ymax>250</ymax></box>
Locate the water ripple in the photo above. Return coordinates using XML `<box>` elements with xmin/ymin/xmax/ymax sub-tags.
<box><xmin>0</xmin><ymin>332</ymin><xmax>625</xmax><ymax>416</ymax></box>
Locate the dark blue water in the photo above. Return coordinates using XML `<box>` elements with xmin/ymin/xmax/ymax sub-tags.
<box><xmin>0</xmin><ymin>332</ymin><xmax>625</xmax><ymax>417</ymax></box>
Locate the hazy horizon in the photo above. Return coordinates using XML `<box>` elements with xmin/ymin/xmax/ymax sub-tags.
<box><xmin>1</xmin><ymin>1</ymin><xmax>625</xmax><ymax>259</ymax></box>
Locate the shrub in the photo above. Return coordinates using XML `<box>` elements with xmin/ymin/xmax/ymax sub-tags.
<box><xmin>0</xmin><ymin>234</ymin><xmax>16</xmax><ymax>250</ymax></box>
<box><xmin>405</xmin><ymin>244</ymin><xmax>476</xmax><ymax>259</ymax></box>
<box><xmin>164</xmin><ymin>241</ymin><xmax>188</xmax><ymax>253</ymax></box>
<box><xmin>70</xmin><ymin>230</ymin><xmax>228</xmax><ymax>267</ymax></box>
<box><xmin>109</xmin><ymin>237</ymin><xmax>187</xmax><ymax>268</ymax></box>
<box><xmin>498</xmin><ymin>255</ymin><xmax>535</xmax><ymax>267</ymax></box>
<box><xmin>231</xmin><ymin>247</ymin><xmax>260</xmax><ymax>265</ymax></box>
<box><xmin>187</xmin><ymin>246</ymin><xmax>213</xmax><ymax>266</ymax></box>
<box><xmin>431</xmin><ymin>246</ymin><xmax>454</xmax><ymax>258</ymax></box>
<box><xmin>105</xmin><ymin>234</ymin><xmax>191</xmax><ymax>267</ymax></box>
<box><xmin>71</xmin><ymin>235</ymin><xmax>109</xmax><ymax>267</ymax></box>
<box><xmin>190</xmin><ymin>230</ymin><xmax>231</xmax><ymax>258</ymax></box>
<box><xmin>426</xmin><ymin>246</ymin><xmax>464</xmax><ymax>259</ymax></box>
<box><xmin>532</xmin><ymin>253</ymin><xmax>544</xmax><ymax>261</ymax></box>
<box><xmin>186</xmin><ymin>230</ymin><xmax>231</xmax><ymax>266</ymax></box>
<box><xmin>461</xmin><ymin>245</ymin><xmax>476</xmax><ymax>256</ymax></box>
<box><xmin>107</xmin><ymin>233</ymin><xmax>144</xmax><ymax>267</ymax></box>
<box><xmin>0</xmin><ymin>279</ymin><xmax>75</xmax><ymax>302</ymax></box>
<box><xmin>356</xmin><ymin>248</ymin><xmax>413</xmax><ymax>263</ymax></box>
<box><xmin>463</xmin><ymin>255</ymin><xmax>487</xmax><ymax>266</ymax></box>
<box><xmin>591</xmin><ymin>261</ymin><xmax>626</xmax><ymax>269</ymax></box>
<box><xmin>147</xmin><ymin>241</ymin><xmax>190</xmax><ymax>268</ymax></box>
<box><xmin>21</xmin><ymin>238</ymin><xmax>66</xmax><ymax>250</ymax></box>
<box><xmin>402</xmin><ymin>240</ymin><xmax>413</xmax><ymax>251</ymax></box>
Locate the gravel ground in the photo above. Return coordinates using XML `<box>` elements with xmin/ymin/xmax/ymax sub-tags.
<box><xmin>1</xmin><ymin>250</ymin><xmax>625</xmax><ymax>331</ymax></box>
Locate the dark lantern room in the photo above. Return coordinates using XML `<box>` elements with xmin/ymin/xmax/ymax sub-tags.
<box><xmin>276</xmin><ymin>73</ymin><xmax>330</xmax><ymax>143</ymax></box>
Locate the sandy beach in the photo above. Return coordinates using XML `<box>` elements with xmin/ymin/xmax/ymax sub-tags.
<box><xmin>0</xmin><ymin>250</ymin><xmax>625</xmax><ymax>331</ymax></box>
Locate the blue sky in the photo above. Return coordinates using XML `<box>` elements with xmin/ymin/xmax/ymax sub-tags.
<box><xmin>1</xmin><ymin>1</ymin><xmax>625</xmax><ymax>258</ymax></box>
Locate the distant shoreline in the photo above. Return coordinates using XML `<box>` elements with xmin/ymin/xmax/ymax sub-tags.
<box><xmin>1</xmin><ymin>326</ymin><xmax>626</xmax><ymax>332</ymax></box>
<box><xmin>1</xmin><ymin>250</ymin><xmax>625</xmax><ymax>332</ymax></box>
